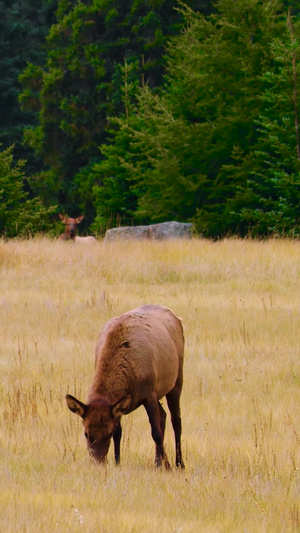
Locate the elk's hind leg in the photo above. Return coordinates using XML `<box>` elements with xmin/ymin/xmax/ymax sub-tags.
<box><xmin>166</xmin><ymin>385</ymin><xmax>185</xmax><ymax>469</ymax></box>
<box><xmin>158</xmin><ymin>401</ymin><xmax>171</xmax><ymax>469</ymax></box>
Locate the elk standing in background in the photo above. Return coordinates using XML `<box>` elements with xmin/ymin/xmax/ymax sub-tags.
<box><xmin>66</xmin><ymin>304</ymin><xmax>185</xmax><ymax>469</ymax></box>
<box><xmin>59</xmin><ymin>214</ymin><xmax>96</xmax><ymax>242</ymax></box>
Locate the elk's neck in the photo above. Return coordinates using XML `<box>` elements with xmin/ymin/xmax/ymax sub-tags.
<box><xmin>88</xmin><ymin>350</ymin><xmax>135</xmax><ymax>404</ymax></box>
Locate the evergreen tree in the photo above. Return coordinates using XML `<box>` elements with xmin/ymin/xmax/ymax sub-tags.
<box><xmin>0</xmin><ymin>145</ymin><xmax>56</xmax><ymax>237</ymax></box>
<box><xmin>225</xmin><ymin>11</ymin><xmax>300</xmax><ymax>236</ymax></box>
<box><xmin>0</xmin><ymin>0</ymin><xmax>57</xmax><ymax>173</ymax></box>
<box><xmin>91</xmin><ymin>60</ymin><xmax>141</xmax><ymax>231</ymax></box>
<box><xmin>92</xmin><ymin>0</ymin><xmax>286</xmax><ymax>234</ymax></box>
<box><xmin>19</xmin><ymin>0</ymin><xmax>213</xmax><ymax>220</ymax></box>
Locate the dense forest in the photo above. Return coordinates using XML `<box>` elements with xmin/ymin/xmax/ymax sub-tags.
<box><xmin>1</xmin><ymin>0</ymin><xmax>300</xmax><ymax>237</ymax></box>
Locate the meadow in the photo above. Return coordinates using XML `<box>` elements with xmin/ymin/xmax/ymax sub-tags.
<box><xmin>0</xmin><ymin>236</ymin><xmax>300</xmax><ymax>532</ymax></box>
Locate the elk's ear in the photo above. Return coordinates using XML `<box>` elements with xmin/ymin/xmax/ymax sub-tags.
<box><xmin>76</xmin><ymin>215</ymin><xmax>84</xmax><ymax>224</ymax></box>
<box><xmin>66</xmin><ymin>394</ymin><xmax>87</xmax><ymax>418</ymax></box>
<box><xmin>59</xmin><ymin>214</ymin><xmax>67</xmax><ymax>222</ymax></box>
<box><xmin>111</xmin><ymin>396</ymin><xmax>131</xmax><ymax>418</ymax></box>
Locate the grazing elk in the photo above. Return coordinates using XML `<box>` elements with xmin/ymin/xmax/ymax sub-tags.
<box><xmin>66</xmin><ymin>304</ymin><xmax>185</xmax><ymax>469</ymax></box>
<box><xmin>59</xmin><ymin>214</ymin><xmax>96</xmax><ymax>242</ymax></box>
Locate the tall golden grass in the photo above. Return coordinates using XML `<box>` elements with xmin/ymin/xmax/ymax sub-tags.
<box><xmin>0</xmin><ymin>236</ymin><xmax>300</xmax><ymax>532</ymax></box>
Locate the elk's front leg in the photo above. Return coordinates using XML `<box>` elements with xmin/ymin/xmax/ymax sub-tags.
<box><xmin>113</xmin><ymin>421</ymin><xmax>122</xmax><ymax>465</ymax></box>
<box><xmin>144</xmin><ymin>398</ymin><xmax>170</xmax><ymax>469</ymax></box>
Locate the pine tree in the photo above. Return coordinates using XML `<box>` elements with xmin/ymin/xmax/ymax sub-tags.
<box><xmin>0</xmin><ymin>145</ymin><xmax>56</xmax><ymax>237</ymax></box>
<box><xmin>226</xmin><ymin>10</ymin><xmax>300</xmax><ymax>236</ymax></box>
<box><xmin>19</xmin><ymin>0</ymin><xmax>213</xmax><ymax>219</ymax></box>
<box><xmin>0</xmin><ymin>0</ymin><xmax>57</xmax><ymax>173</ymax></box>
<box><xmin>93</xmin><ymin>1</ymin><xmax>285</xmax><ymax>234</ymax></box>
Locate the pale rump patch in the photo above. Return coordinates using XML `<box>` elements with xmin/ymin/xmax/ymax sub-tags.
<box><xmin>75</xmin><ymin>236</ymin><xmax>97</xmax><ymax>243</ymax></box>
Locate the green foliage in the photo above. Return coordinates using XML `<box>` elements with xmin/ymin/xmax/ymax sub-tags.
<box><xmin>19</xmin><ymin>0</ymin><xmax>213</xmax><ymax>217</ymax></box>
<box><xmin>0</xmin><ymin>0</ymin><xmax>57</xmax><ymax>173</ymax></box>
<box><xmin>95</xmin><ymin>0</ymin><xmax>292</xmax><ymax>235</ymax></box>
<box><xmin>6</xmin><ymin>0</ymin><xmax>300</xmax><ymax>237</ymax></box>
<box><xmin>169</xmin><ymin>0</ymin><xmax>287</xmax><ymax>236</ymax></box>
<box><xmin>91</xmin><ymin>60</ymin><xmax>141</xmax><ymax>232</ymax></box>
<box><xmin>0</xmin><ymin>145</ymin><xmax>56</xmax><ymax>237</ymax></box>
<box><xmin>221</xmin><ymin>12</ymin><xmax>300</xmax><ymax>236</ymax></box>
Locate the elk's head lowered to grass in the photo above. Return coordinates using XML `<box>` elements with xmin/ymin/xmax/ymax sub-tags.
<box><xmin>66</xmin><ymin>304</ymin><xmax>185</xmax><ymax>469</ymax></box>
<box><xmin>66</xmin><ymin>395</ymin><xmax>131</xmax><ymax>463</ymax></box>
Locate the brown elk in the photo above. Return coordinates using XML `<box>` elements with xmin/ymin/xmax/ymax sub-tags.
<box><xmin>66</xmin><ymin>304</ymin><xmax>185</xmax><ymax>469</ymax></box>
<box><xmin>59</xmin><ymin>214</ymin><xmax>96</xmax><ymax>242</ymax></box>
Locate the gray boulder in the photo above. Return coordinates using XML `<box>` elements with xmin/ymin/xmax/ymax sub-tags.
<box><xmin>105</xmin><ymin>221</ymin><xmax>193</xmax><ymax>241</ymax></box>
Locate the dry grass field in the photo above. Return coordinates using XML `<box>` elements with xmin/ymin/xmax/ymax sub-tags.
<box><xmin>0</xmin><ymin>236</ymin><xmax>300</xmax><ymax>532</ymax></box>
